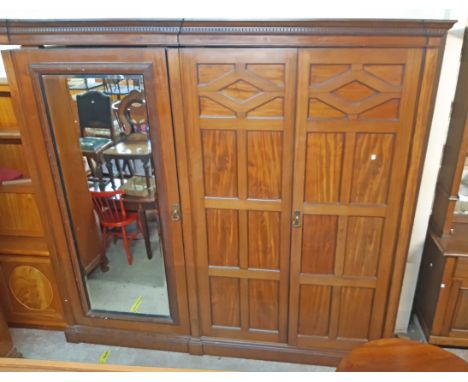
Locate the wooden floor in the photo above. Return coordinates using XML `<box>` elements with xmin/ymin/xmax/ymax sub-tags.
<box><xmin>0</xmin><ymin>357</ymin><xmax>204</xmax><ymax>372</ymax></box>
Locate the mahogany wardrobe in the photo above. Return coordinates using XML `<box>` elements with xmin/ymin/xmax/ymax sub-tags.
<box><xmin>0</xmin><ymin>19</ymin><xmax>454</xmax><ymax>366</ymax></box>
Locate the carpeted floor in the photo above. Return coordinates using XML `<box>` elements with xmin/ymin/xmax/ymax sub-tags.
<box><xmin>9</xmin><ymin>328</ymin><xmax>335</xmax><ymax>371</ymax></box>
<box><xmin>85</xmin><ymin>220</ymin><xmax>170</xmax><ymax>316</ymax></box>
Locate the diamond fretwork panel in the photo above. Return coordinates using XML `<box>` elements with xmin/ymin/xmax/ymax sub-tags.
<box><xmin>221</xmin><ymin>80</ymin><xmax>262</xmax><ymax>103</ymax></box>
<box><xmin>333</xmin><ymin>81</ymin><xmax>376</xmax><ymax>102</ymax></box>
<box><xmin>308</xmin><ymin>63</ymin><xmax>403</xmax><ymax>121</ymax></box>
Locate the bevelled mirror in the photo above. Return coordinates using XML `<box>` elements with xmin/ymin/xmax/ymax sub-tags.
<box><xmin>40</xmin><ymin>73</ymin><xmax>170</xmax><ymax>317</ymax></box>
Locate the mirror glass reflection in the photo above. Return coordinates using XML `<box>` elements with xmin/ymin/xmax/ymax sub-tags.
<box><xmin>41</xmin><ymin>74</ymin><xmax>170</xmax><ymax>317</ymax></box>
<box><xmin>455</xmin><ymin>154</ymin><xmax>468</xmax><ymax>216</ymax></box>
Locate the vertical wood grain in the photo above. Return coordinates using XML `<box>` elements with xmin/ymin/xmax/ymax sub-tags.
<box><xmin>206</xmin><ymin>209</ymin><xmax>239</xmax><ymax>266</ymax></box>
<box><xmin>0</xmin><ymin>92</ymin><xmax>18</xmax><ymax>129</ymax></box>
<box><xmin>338</xmin><ymin>287</ymin><xmax>374</xmax><ymax>339</ymax></box>
<box><xmin>343</xmin><ymin>217</ymin><xmax>384</xmax><ymax>277</ymax></box>
<box><xmin>301</xmin><ymin>215</ymin><xmax>337</xmax><ymax>274</ymax></box>
<box><xmin>350</xmin><ymin>133</ymin><xmax>394</xmax><ymax>204</ymax></box>
<box><xmin>248</xmin><ymin>279</ymin><xmax>279</xmax><ymax>331</ymax></box>
<box><xmin>248</xmin><ymin>211</ymin><xmax>280</xmax><ymax>270</ymax></box>
<box><xmin>0</xmin><ymin>143</ymin><xmax>30</xmax><ymax>177</ymax></box>
<box><xmin>202</xmin><ymin>130</ymin><xmax>238</xmax><ymax>197</ymax></box>
<box><xmin>247</xmin><ymin>131</ymin><xmax>282</xmax><ymax>199</ymax></box>
<box><xmin>452</xmin><ymin>289</ymin><xmax>468</xmax><ymax>330</ymax></box>
<box><xmin>304</xmin><ymin>133</ymin><xmax>344</xmax><ymax>203</ymax></box>
<box><xmin>298</xmin><ymin>285</ymin><xmax>331</xmax><ymax>336</ymax></box>
<box><xmin>210</xmin><ymin>277</ymin><xmax>241</xmax><ymax>327</ymax></box>
<box><xmin>0</xmin><ymin>193</ymin><xmax>44</xmax><ymax>237</ymax></box>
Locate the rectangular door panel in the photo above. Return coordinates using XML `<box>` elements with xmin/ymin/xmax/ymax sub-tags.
<box><xmin>202</xmin><ymin>130</ymin><xmax>238</xmax><ymax>197</ymax></box>
<box><xmin>182</xmin><ymin>48</ymin><xmax>296</xmax><ymax>343</ymax></box>
<box><xmin>452</xmin><ymin>289</ymin><xmax>468</xmax><ymax>330</ymax></box>
<box><xmin>337</xmin><ymin>287</ymin><xmax>374</xmax><ymax>340</ymax></box>
<box><xmin>289</xmin><ymin>48</ymin><xmax>423</xmax><ymax>349</ymax></box>
<box><xmin>343</xmin><ymin>217</ymin><xmax>384</xmax><ymax>277</ymax></box>
<box><xmin>301</xmin><ymin>215</ymin><xmax>338</xmax><ymax>275</ymax></box>
<box><xmin>210</xmin><ymin>276</ymin><xmax>241</xmax><ymax>328</ymax></box>
<box><xmin>206</xmin><ymin>209</ymin><xmax>239</xmax><ymax>267</ymax></box>
<box><xmin>248</xmin><ymin>211</ymin><xmax>281</xmax><ymax>270</ymax></box>
<box><xmin>248</xmin><ymin>279</ymin><xmax>279</xmax><ymax>331</ymax></box>
<box><xmin>298</xmin><ymin>285</ymin><xmax>332</xmax><ymax>337</ymax></box>
<box><xmin>304</xmin><ymin>133</ymin><xmax>344</xmax><ymax>203</ymax></box>
<box><xmin>350</xmin><ymin>134</ymin><xmax>394</xmax><ymax>204</ymax></box>
<box><xmin>247</xmin><ymin>131</ymin><xmax>283</xmax><ymax>199</ymax></box>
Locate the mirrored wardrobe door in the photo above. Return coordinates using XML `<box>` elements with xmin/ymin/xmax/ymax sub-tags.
<box><xmin>9</xmin><ymin>48</ymin><xmax>190</xmax><ymax>333</ymax></box>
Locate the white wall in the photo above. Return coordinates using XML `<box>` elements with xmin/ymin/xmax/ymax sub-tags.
<box><xmin>0</xmin><ymin>2</ymin><xmax>466</xmax><ymax>333</ymax></box>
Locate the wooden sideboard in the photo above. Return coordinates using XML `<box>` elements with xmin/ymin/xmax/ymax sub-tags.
<box><xmin>415</xmin><ymin>28</ymin><xmax>468</xmax><ymax>347</ymax></box>
<box><xmin>0</xmin><ymin>81</ymin><xmax>65</xmax><ymax>329</ymax></box>
<box><xmin>0</xmin><ymin>19</ymin><xmax>454</xmax><ymax>366</ymax></box>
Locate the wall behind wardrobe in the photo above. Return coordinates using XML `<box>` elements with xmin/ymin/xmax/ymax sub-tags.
<box><xmin>0</xmin><ymin>2</ymin><xmax>466</xmax><ymax>333</ymax></box>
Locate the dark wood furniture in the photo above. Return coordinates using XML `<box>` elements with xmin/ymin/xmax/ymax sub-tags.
<box><xmin>103</xmin><ymin>139</ymin><xmax>153</xmax><ymax>191</ymax></box>
<box><xmin>115</xmin><ymin>89</ymin><xmax>148</xmax><ymax>135</ymax></box>
<box><xmin>0</xmin><ymin>306</ymin><xmax>16</xmax><ymax>357</ymax></box>
<box><xmin>80</xmin><ymin>138</ymin><xmax>113</xmax><ymax>188</ymax></box>
<box><xmin>336</xmin><ymin>338</ymin><xmax>468</xmax><ymax>371</ymax></box>
<box><xmin>77</xmin><ymin>90</ymin><xmax>118</xmax><ymax>142</ymax></box>
<box><xmin>123</xmin><ymin>193</ymin><xmax>159</xmax><ymax>260</ymax></box>
<box><xmin>0</xmin><ymin>19</ymin><xmax>454</xmax><ymax>366</ymax></box>
<box><xmin>415</xmin><ymin>29</ymin><xmax>468</xmax><ymax>348</ymax></box>
<box><xmin>0</xmin><ymin>80</ymin><xmax>65</xmax><ymax>329</ymax></box>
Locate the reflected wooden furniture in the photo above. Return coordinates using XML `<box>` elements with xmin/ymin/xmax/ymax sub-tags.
<box><xmin>91</xmin><ymin>189</ymin><xmax>145</xmax><ymax>266</ymax></box>
<box><xmin>115</xmin><ymin>90</ymin><xmax>149</xmax><ymax>135</ymax></box>
<box><xmin>103</xmin><ymin>76</ymin><xmax>141</xmax><ymax>100</ymax></box>
<box><xmin>336</xmin><ymin>338</ymin><xmax>468</xmax><ymax>371</ymax></box>
<box><xmin>103</xmin><ymin>139</ymin><xmax>153</xmax><ymax>191</ymax></box>
<box><xmin>76</xmin><ymin>90</ymin><xmax>118</xmax><ymax>142</ymax></box>
<box><xmin>80</xmin><ymin>137</ymin><xmax>113</xmax><ymax>189</ymax></box>
<box><xmin>123</xmin><ymin>191</ymin><xmax>159</xmax><ymax>260</ymax></box>
<box><xmin>77</xmin><ymin>91</ymin><xmax>119</xmax><ymax>188</ymax></box>
<box><xmin>415</xmin><ymin>29</ymin><xmax>468</xmax><ymax>347</ymax></box>
<box><xmin>0</xmin><ymin>19</ymin><xmax>454</xmax><ymax>366</ymax></box>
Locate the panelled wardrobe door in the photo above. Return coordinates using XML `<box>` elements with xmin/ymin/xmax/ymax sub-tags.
<box><xmin>181</xmin><ymin>49</ymin><xmax>296</xmax><ymax>343</ymax></box>
<box><xmin>289</xmin><ymin>48</ymin><xmax>423</xmax><ymax>349</ymax></box>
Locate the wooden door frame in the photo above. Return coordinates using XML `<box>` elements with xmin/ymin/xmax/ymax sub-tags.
<box><xmin>2</xmin><ymin>47</ymin><xmax>192</xmax><ymax>349</ymax></box>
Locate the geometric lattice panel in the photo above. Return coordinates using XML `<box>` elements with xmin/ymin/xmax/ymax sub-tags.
<box><xmin>308</xmin><ymin>63</ymin><xmax>403</xmax><ymax>121</ymax></box>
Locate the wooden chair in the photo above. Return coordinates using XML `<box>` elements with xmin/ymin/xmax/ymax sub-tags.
<box><xmin>90</xmin><ymin>189</ymin><xmax>144</xmax><ymax>265</ymax></box>
<box><xmin>76</xmin><ymin>90</ymin><xmax>119</xmax><ymax>142</ymax></box>
<box><xmin>76</xmin><ymin>91</ymin><xmax>120</xmax><ymax>189</ymax></box>
<box><xmin>115</xmin><ymin>89</ymin><xmax>149</xmax><ymax>137</ymax></box>
<box><xmin>104</xmin><ymin>90</ymin><xmax>153</xmax><ymax>190</ymax></box>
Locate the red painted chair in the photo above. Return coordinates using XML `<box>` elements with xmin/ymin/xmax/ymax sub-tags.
<box><xmin>90</xmin><ymin>190</ymin><xmax>143</xmax><ymax>265</ymax></box>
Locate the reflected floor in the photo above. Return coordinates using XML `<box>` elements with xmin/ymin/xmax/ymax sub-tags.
<box><xmin>86</xmin><ymin>220</ymin><xmax>169</xmax><ymax>316</ymax></box>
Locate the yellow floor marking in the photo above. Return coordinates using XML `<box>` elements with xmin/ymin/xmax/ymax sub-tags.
<box><xmin>130</xmin><ymin>295</ymin><xmax>143</xmax><ymax>313</ymax></box>
<box><xmin>98</xmin><ymin>350</ymin><xmax>111</xmax><ymax>364</ymax></box>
